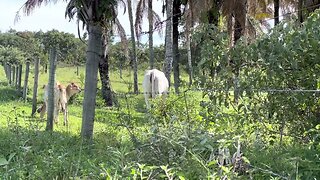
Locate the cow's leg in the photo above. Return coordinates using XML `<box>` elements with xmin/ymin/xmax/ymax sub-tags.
<box><xmin>54</xmin><ymin>102</ymin><xmax>59</xmax><ymax>124</ymax></box>
<box><xmin>144</xmin><ymin>93</ymin><xmax>150</xmax><ymax>109</ymax></box>
<box><xmin>63</xmin><ymin>104</ymin><xmax>68</xmax><ymax>126</ymax></box>
<box><xmin>39</xmin><ymin>102</ymin><xmax>46</xmax><ymax>119</ymax></box>
<box><xmin>37</xmin><ymin>102</ymin><xmax>45</xmax><ymax>113</ymax></box>
<box><xmin>55</xmin><ymin>109</ymin><xmax>59</xmax><ymax>124</ymax></box>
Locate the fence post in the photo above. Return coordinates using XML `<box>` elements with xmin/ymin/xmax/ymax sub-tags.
<box><xmin>18</xmin><ymin>64</ymin><xmax>23</xmax><ymax>93</ymax></box>
<box><xmin>31</xmin><ymin>58</ymin><xmax>40</xmax><ymax>116</ymax></box>
<box><xmin>12</xmin><ymin>65</ymin><xmax>16</xmax><ymax>86</ymax></box>
<box><xmin>46</xmin><ymin>48</ymin><xmax>57</xmax><ymax>131</ymax></box>
<box><xmin>23</xmin><ymin>61</ymin><xmax>30</xmax><ymax>101</ymax></box>
<box><xmin>15</xmin><ymin>66</ymin><xmax>19</xmax><ymax>89</ymax></box>
<box><xmin>8</xmin><ymin>64</ymin><xmax>12</xmax><ymax>86</ymax></box>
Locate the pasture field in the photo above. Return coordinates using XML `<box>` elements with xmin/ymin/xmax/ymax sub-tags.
<box><xmin>0</xmin><ymin>65</ymin><xmax>205</xmax><ymax>179</ymax></box>
<box><xmin>0</xmin><ymin>65</ymin><xmax>320</xmax><ymax>179</ymax></box>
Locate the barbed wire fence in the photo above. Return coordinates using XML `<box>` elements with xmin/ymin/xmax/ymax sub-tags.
<box><xmin>106</xmin><ymin>3</ymin><xmax>320</xmax><ymax>148</ymax></box>
<box><xmin>110</xmin><ymin>76</ymin><xmax>320</xmax><ymax>152</ymax></box>
<box><xmin>111</xmin><ymin>78</ymin><xmax>320</xmax><ymax>114</ymax></box>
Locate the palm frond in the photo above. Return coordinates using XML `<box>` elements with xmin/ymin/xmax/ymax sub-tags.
<box><xmin>114</xmin><ymin>17</ymin><xmax>129</xmax><ymax>58</ymax></box>
<box><xmin>15</xmin><ymin>0</ymin><xmax>58</xmax><ymax>24</ymax></box>
<box><xmin>23</xmin><ymin>0</ymin><xmax>58</xmax><ymax>16</ymax></box>
<box><xmin>152</xmin><ymin>10</ymin><xmax>163</xmax><ymax>37</ymax></box>
<box><xmin>135</xmin><ymin>0</ymin><xmax>147</xmax><ymax>41</ymax></box>
<box><xmin>117</xmin><ymin>0</ymin><xmax>127</xmax><ymax>14</ymax></box>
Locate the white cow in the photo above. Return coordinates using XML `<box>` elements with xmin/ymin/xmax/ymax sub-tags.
<box><xmin>142</xmin><ymin>69</ymin><xmax>169</xmax><ymax>108</ymax></box>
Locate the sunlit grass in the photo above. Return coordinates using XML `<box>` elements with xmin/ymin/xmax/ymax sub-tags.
<box><xmin>0</xmin><ymin>65</ymin><xmax>185</xmax><ymax>136</ymax></box>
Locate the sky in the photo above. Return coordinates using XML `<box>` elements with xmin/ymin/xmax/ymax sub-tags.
<box><xmin>0</xmin><ymin>0</ymin><xmax>165</xmax><ymax>45</ymax></box>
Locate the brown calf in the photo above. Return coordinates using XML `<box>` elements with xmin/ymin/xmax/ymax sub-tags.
<box><xmin>37</xmin><ymin>82</ymin><xmax>81</xmax><ymax>125</ymax></box>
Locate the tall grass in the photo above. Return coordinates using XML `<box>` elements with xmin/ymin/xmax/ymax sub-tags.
<box><xmin>1</xmin><ymin>65</ymin><xmax>320</xmax><ymax>179</ymax></box>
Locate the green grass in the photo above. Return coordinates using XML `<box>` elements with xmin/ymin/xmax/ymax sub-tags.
<box><xmin>1</xmin><ymin>65</ymin><xmax>154</xmax><ymax>131</ymax></box>
<box><xmin>1</xmin><ymin>65</ymin><xmax>320</xmax><ymax>179</ymax></box>
<box><xmin>0</xmin><ymin>65</ymin><xmax>151</xmax><ymax>178</ymax></box>
<box><xmin>0</xmin><ymin>65</ymin><xmax>216</xmax><ymax>179</ymax></box>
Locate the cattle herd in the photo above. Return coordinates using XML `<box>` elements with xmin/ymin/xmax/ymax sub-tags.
<box><xmin>38</xmin><ymin>68</ymin><xmax>169</xmax><ymax>122</ymax></box>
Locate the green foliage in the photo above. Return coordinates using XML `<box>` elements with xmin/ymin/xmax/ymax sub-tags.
<box><xmin>1</xmin><ymin>64</ymin><xmax>320</xmax><ymax>179</ymax></box>
<box><xmin>191</xmin><ymin>9</ymin><xmax>320</xmax><ymax>179</ymax></box>
<box><xmin>0</xmin><ymin>46</ymin><xmax>25</xmax><ymax>65</ymax></box>
<box><xmin>40</xmin><ymin>30</ymin><xmax>86</xmax><ymax>65</ymax></box>
<box><xmin>2</xmin><ymin>10</ymin><xmax>320</xmax><ymax>179</ymax></box>
<box><xmin>0</xmin><ymin>30</ymin><xmax>86</xmax><ymax>68</ymax></box>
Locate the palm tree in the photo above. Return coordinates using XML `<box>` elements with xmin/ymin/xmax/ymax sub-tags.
<box><xmin>99</xmin><ymin>17</ymin><xmax>127</xmax><ymax>106</ymax></box>
<box><xmin>274</xmin><ymin>0</ymin><xmax>280</xmax><ymax>25</ymax></box>
<box><xmin>164</xmin><ymin>0</ymin><xmax>174</xmax><ymax>84</ymax></box>
<box><xmin>127</xmin><ymin>0</ymin><xmax>139</xmax><ymax>94</ymax></box>
<box><xmin>135</xmin><ymin>0</ymin><xmax>162</xmax><ymax>69</ymax></box>
<box><xmin>184</xmin><ymin>2</ymin><xmax>194</xmax><ymax>86</ymax></box>
<box><xmin>172</xmin><ymin>0</ymin><xmax>182</xmax><ymax>93</ymax></box>
<box><xmin>20</xmin><ymin>0</ymin><xmax>118</xmax><ymax>140</ymax></box>
<box><xmin>148</xmin><ymin>0</ymin><xmax>154</xmax><ymax>69</ymax></box>
<box><xmin>99</xmin><ymin>31</ymin><xmax>113</xmax><ymax>106</ymax></box>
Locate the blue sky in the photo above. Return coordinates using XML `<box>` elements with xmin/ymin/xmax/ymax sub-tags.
<box><xmin>0</xmin><ymin>0</ymin><xmax>165</xmax><ymax>45</ymax></box>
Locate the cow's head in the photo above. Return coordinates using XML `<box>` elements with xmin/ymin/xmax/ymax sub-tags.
<box><xmin>67</xmin><ymin>82</ymin><xmax>82</xmax><ymax>96</ymax></box>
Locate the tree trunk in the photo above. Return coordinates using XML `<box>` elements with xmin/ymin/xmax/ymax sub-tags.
<box><xmin>99</xmin><ymin>33</ymin><xmax>113</xmax><ymax>107</ymax></box>
<box><xmin>187</xmin><ymin>33</ymin><xmax>193</xmax><ymax>86</ymax></box>
<box><xmin>128</xmin><ymin>0</ymin><xmax>139</xmax><ymax>94</ymax></box>
<box><xmin>274</xmin><ymin>0</ymin><xmax>279</xmax><ymax>26</ymax></box>
<box><xmin>298</xmin><ymin>0</ymin><xmax>304</xmax><ymax>23</ymax></box>
<box><xmin>46</xmin><ymin>48</ymin><xmax>57</xmax><ymax>131</ymax></box>
<box><xmin>81</xmin><ymin>24</ymin><xmax>103</xmax><ymax>140</ymax></box>
<box><xmin>173</xmin><ymin>0</ymin><xmax>181</xmax><ymax>94</ymax></box>
<box><xmin>99</xmin><ymin>56</ymin><xmax>113</xmax><ymax>106</ymax></box>
<box><xmin>148</xmin><ymin>0</ymin><xmax>154</xmax><ymax>69</ymax></box>
<box><xmin>18</xmin><ymin>64</ymin><xmax>22</xmax><ymax>93</ymax></box>
<box><xmin>31</xmin><ymin>58</ymin><xmax>40</xmax><ymax>117</ymax></box>
<box><xmin>23</xmin><ymin>61</ymin><xmax>30</xmax><ymax>101</ymax></box>
<box><xmin>233</xmin><ymin>18</ymin><xmax>243</xmax><ymax>104</ymax></box>
<box><xmin>164</xmin><ymin>0</ymin><xmax>174</xmax><ymax>86</ymax></box>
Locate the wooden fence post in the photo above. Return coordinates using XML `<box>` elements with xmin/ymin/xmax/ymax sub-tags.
<box><xmin>15</xmin><ymin>66</ymin><xmax>19</xmax><ymax>89</ymax></box>
<box><xmin>31</xmin><ymin>58</ymin><xmax>40</xmax><ymax>116</ymax></box>
<box><xmin>8</xmin><ymin>64</ymin><xmax>12</xmax><ymax>86</ymax></box>
<box><xmin>23</xmin><ymin>61</ymin><xmax>30</xmax><ymax>101</ymax></box>
<box><xmin>46</xmin><ymin>48</ymin><xmax>57</xmax><ymax>131</ymax></box>
<box><xmin>18</xmin><ymin>64</ymin><xmax>23</xmax><ymax>93</ymax></box>
<box><xmin>12</xmin><ymin>65</ymin><xmax>16</xmax><ymax>86</ymax></box>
